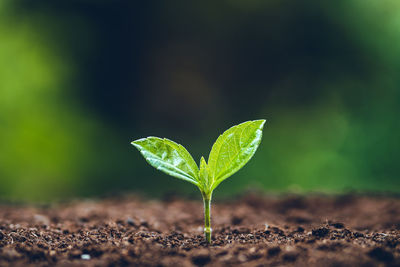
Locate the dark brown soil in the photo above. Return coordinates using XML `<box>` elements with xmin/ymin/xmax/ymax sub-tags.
<box><xmin>0</xmin><ymin>194</ymin><xmax>400</xmax><ymax>266</ymax></box>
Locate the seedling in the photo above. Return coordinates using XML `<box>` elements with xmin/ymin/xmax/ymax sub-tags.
<box><xmin>131</xmin><ymin>120</ymin><xmax>266</xmax><ymax>243</ymax></box>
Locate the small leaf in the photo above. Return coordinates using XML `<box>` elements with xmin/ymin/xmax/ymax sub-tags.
<box><xmin>132</xmin><ymin>137</ymin><xmax>199</xmax><ymax>186</ymax></box>
<box><xmin>207</xmin><ymin>120</ymin><xmax>266</xmax><ymax>190</ymax></box>
<box><xmin>199</xmin><ymin>156</ymin><xmax>210</xmax><ymax>192</ymax></box>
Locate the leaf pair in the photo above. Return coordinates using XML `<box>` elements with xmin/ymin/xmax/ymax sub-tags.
<box><xmin>131</xmin><ymin>120</ymin><xmax>266</xmax><ymax>195</ymax></box>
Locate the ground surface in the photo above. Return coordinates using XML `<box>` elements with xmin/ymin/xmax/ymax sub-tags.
<box><xmin>0</xmin><ymin>194</ymin><xmax>399</xmax><ymax>266</ymax></box>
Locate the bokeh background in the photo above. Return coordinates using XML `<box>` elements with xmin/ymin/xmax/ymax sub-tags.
<box><xmin>1</xmin><ymin>0</ymin><xmax>399</xmax><ymax>201</ymax></box>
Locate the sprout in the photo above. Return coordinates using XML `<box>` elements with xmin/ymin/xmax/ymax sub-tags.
<box><xmin>131</xmin><ymin>120</ymin><xmax>266</xmax><ymax>243</ymax></box>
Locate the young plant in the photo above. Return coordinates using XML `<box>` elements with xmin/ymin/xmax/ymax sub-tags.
<box><xmin>131</xmin><ymin>120</ymin><xmax>266</xmax><ymax>244</ymax></box>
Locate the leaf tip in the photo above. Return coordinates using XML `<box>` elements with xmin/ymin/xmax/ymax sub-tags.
<box><xmin>200</xmin><ymin>156</ymin><xmax>207</xmax><ymax>165</ymax></box>
<box><xmin>256</xmin><ymin>119</ymin><xmax>266</xmax><ymax>125</ymax></box>
<box><xmin>253</xmin><ymin>119</ymin><xmax>267</xmax><ymax>130</ymax></box>
<box><xmin>131</xmin><ymin>138</ymin><xmax>146</xmax><ymax>148</ymax></box>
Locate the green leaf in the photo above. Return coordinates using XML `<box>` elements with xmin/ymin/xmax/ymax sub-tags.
<box><xmin>131</xmin><ymin>137</ymin><xmax>199</xmax><ymax>186</ymax></box>
<box><xmin>207</xmin><ymin>119</ymin><xmax>266</xmax><ymax>190</ymax></box>
<box><xmin>199</xmin><ymin>156</ymin><xmax>210</xmax><ymax>192</ymax></box>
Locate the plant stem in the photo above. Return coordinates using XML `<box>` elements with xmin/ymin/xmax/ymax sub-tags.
<box><xmin>202</xmin><ymin>193</ymin><xmax>212</xmax><ymax>244</ymax></box>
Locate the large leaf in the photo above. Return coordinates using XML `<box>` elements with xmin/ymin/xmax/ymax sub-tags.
<box><xmin>207</xmin><ymin>120</ymin><xmax>266</xmax><ymax>190</ymax></box>
<box><xmin>131</xmin><ymin>137</ymin><xmax>199</xmax><ymax>186</ymax></box>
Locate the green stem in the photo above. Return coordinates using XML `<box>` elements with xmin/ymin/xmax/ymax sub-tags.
<box><xmin>202</xmin><ymin>192</ymin><xmax>212</xmax><ymax>244</ymax></box>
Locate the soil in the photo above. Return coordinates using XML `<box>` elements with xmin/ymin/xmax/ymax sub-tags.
<box><xmin>0</xmin><ymin>194</ymin><xmax>399</xmax><ymax>267</ymax></box>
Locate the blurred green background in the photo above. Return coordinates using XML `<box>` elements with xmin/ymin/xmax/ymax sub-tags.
<box><xmin>1</xmin><ymin>0</ymin><xmax>399</xmax><ymax>201</ymax></box>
